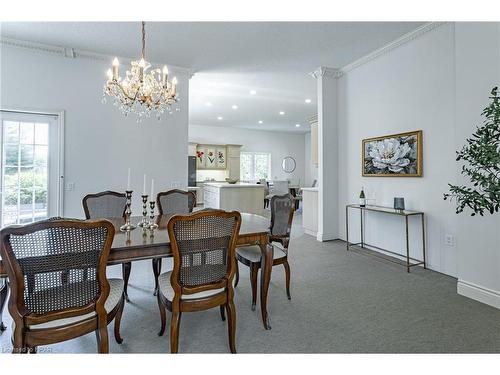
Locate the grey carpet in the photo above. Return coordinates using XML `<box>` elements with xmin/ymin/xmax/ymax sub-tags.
<box><xmin>1</xmin><ymin>214</ymin><xmax>499</xmax><ymax>353</ymax></box>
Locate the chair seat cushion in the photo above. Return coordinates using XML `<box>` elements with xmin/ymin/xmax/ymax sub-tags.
<box><xmin>28</xmin><ymin>278</ymin><xmax>124</xmax><ymax>330</ymax></box>
<box><xmin>158</xmin><ymin>271</ymin><xmax>225</xmax><ymax>301</ymax></box>
<box><xmin>236</xmin><ymin>245</ymin><xmax>286</xmax><ymax>263</ymax></box>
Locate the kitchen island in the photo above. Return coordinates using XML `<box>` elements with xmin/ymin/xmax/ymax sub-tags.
<box><xmin>203</xmin><ymin>182</ymin><xmax>266</xmax><ymax>215</ymax></box>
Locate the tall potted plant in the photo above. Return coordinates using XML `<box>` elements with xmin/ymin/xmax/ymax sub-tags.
<box><xmin>444</xmin><ymin>87</ymin><xmax>500</xmax><ymax>216</ymax></box>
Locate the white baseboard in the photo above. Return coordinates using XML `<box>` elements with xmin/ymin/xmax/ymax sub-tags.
<box><xmin>457</xmin><ymin>280</ymin><xmax>500</xmax><ymax>309</ymax></box>
<box><xmin>316</xmin><ymin>232</ymin><xmax>338</xmax><ymax>242</ymax></box>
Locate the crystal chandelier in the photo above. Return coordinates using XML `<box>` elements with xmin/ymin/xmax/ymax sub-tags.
<box><xmin>103</xmin><ymin>21</ymin><xmax>178</xmax><ymax>121</ymax></box>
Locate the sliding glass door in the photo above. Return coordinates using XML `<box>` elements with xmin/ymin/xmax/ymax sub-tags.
<box><xmin>0</xmin><ymin>111</ymin><xmax>63</xmax><ymax>227</ymax></box>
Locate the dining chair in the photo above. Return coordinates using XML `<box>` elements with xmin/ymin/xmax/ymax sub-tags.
<box><xmin>0</xmin><ymin>218</ymin><xmax>125</xmax><ymax>353</ymax></box>
<box><xmin>82</xmin><ymin>191</ymin><xmax>135</xmax><ymax>301</ymax></box>
<box><xmin>153</xmin><ymin>189</ymin><xmax>196</xmax><ymax>295</ymax></box>
<box><xmin>265</xmin><ymin>180</ymin><xmax>289</xmax><ymax>209</ymax></box>
<box><xmin>156</xmin><ymin>210</ymin><xmax>242</xmax><ymax>353</ymax></box>
<box><xmin>235</xmin><ymin>194</ymin><xmax>294</xmax><ymax>309</ymax></box>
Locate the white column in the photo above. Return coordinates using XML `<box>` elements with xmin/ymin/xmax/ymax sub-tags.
<box><xmin>311</xmin><ymin>67</ymin><xmax>340</xmax><ymax>242</ymax></box>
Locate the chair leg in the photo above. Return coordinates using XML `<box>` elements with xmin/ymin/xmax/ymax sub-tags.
<box><xmin>283</xmin><ymin>260</ymin><xmax>291</xmax><ymax>300</ymax></box>
<box><xmin>157</xmin><ymin>295</ymin><xmax>166</xmax><ymax>337</ymax></box>
<box><xmin>114</xmin><ymin>295</ymin><xmax>125</xmax><ymax>344</ymax></box>
<box><xmin>122</xmin><ymin>262</ymin><xmax>131</xmax><ymax>302</ymax></box>
<box><xmin>250</xmin><ymin>263</ymin><xmax>258</xmax><ymax>311</ymax></box>
<box><xmin>226</xmin><ymin>299</ymin><xmax>237</xmax><ymax>353</ymax></box>
<box><xmin>220</xmin><ymin>304</ymin><xmax>226</xmax><ymax>321</ymax></box>
<box><xmin>170</xmin><ymin>311</ymin><xmax>182</xmax><ymax>354</ymax></box>
<box><xmin>95</xmin><ymin>318</ymin><xmax>109</xmax><ymax>354</ymax></box>
<box><xmin>234</xmin><ymin>259</ymin><xmax>240</xmax><ymax>288</ymax></box>
<box><xmin>28</xmin><ymin>346</ymin><xmax>37</xmax><ymax>354</ymax></box>
<box><xmin>12</xmin><ymin>325</ymin><xmax>25</xmax><ymax>354</ymax></box>
<box><xmin>0</xmin><ymin>282</ymin><xmax>8</xmax><ymax>333</ymax></box>
<box><xmin>152</xmin><ymin>258</ymin><xmax>162</xmax><ymax>296</ymax></box>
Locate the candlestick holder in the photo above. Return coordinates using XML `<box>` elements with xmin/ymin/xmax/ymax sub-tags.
<box><xmin>138</xmin><ymin>194</ymin><xmax>149</xmax><ymax>228</ymax></box>
<box><xmin>120</xmin><ymin>190</ymin><xmax>137</xmax><ymax>232</ymax></box>
<box><xmin>148</xmin><ymin>200</ymin><xmax>158</xmax><ymax>231</ymax></box>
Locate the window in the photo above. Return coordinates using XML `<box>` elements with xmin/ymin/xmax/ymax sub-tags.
<box><xmin>240</xmin><ymin>152</ymin><xmax>271</xmax><ymax>181</ymax></box>
<box><xmin>1</xmin><ymin>111</ymin><xmax>63</xmax><ymax>227</ymax></box>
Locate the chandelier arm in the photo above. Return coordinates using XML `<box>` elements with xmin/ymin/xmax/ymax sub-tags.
<box><xmin>110</xmin><ymin>81</ymin><xmax>139</xmax><ymax>103</ymax></box>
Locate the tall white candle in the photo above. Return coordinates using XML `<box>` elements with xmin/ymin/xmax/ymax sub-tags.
<box><xmin>150</xmin><ymin>179</ymin><xmax>155</xmax><ymax>201</ymax></box>
<box><xmin>127</xmin><ymin>168</ymin><xmax>131</xmax><ymax>191</ymax></box>
<box><xmin>143</xmin><ymin>174</ymin><xmax>147</xmax><ymax>195</ymax></box>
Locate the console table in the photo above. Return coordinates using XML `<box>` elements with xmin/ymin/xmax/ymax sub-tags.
<box><xmin>345</xmin><ymin>204</ymin><xmax>426</xmax><ymax>272</ymax></box>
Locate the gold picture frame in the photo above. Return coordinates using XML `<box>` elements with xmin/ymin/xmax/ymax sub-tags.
<box><xmin>362</xmin><ymin>130</ymin><xmax>423</xmax><ymax>177</ymax></box>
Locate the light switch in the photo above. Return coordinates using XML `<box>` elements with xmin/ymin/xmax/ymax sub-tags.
<box><xmin>444</xmin><ymin>234</ymin><xmax>454</xmax><ymax>246</ymax></box>
<box><xmin>65</xmin><ymin>182</ymin><xmax>75</xmax><ymax>191</ymax></box>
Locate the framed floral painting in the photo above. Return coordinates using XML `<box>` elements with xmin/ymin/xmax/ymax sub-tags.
<box><xmin>362</xmin><ymin>130</ymin><xmax>422</xmax><ymax>177</ymax></box>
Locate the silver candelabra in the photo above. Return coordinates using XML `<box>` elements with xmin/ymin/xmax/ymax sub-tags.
<box><xmin>120</xmin><ymin>190</ymin><xmax>137</xmax><ymax>232</ymax></box>
<box><xmin>138</xmin><ymin>194</ymin><xmax>149</xmax><ymax>228</ymax></box>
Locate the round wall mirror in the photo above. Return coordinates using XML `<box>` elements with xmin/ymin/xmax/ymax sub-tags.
<box><xmin>282</xmin><ymin>156</ymin><xmax>296</xmax><ymax>173</ymax></box>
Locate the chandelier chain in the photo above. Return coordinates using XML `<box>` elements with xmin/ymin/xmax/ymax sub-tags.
<box><xmin>141</xmin><ymin>21</ymin><xmax>146</xmax><ymax>59</ymax></box>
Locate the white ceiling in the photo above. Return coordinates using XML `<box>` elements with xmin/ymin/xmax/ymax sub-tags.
<box><xmin>1</xmin><ymin>22</ymin><xmax>424</xmax><ymax>133</ymax></box>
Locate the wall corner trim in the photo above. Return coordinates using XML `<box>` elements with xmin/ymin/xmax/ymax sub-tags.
<box><xmin>0</xmin><ymin>36</ymin><xmax>193</xmax><ymax>77</ymax></box>
<box><xmin>310</xmin><ymin>66</ymin><xmax>341</xmax><ymax>79</ymax></box>
<box><xmin>457</xmin><ymin>279</ymin><xmax>500</xmax><ymax>310</ymax></box>
<box><xmin>337</xmin><ymin>22</ymin><xmax>448</xmax><ymax>78</ymax></box>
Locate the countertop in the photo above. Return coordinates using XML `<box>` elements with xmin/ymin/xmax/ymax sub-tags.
<box><xmin>203</xmin><ymin>182</ymin><xmax>265</xmax><ymax>188</ymax></box>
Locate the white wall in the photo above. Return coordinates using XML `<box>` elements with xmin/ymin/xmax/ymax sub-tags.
<box><xmin>338</xmin><ymin>23</ymin><xmax>457</xmax><ymax>275</ymax></box>
<box><xmin>1</xmin><ymin>44</ymin><xmax>189</xmax><ymax>217</ymax></box>
<box><xmin>304</xmin><ymin>132</ymin><xmax>318</xmax><ymax>186</ymax></box>
<box><xmin>454</xmin><ymin>22</ymin><xmax>500</xmax><ymax>308</ymax></box>
<box><xmin>189</xmin><ymin>124</ymin><xmax>305</xmax><ymax>184</ymax></box>
<box><xmin>333</xmin><ymin>22</ymin><xmax>500</xmax><ymax>308</ymax></box>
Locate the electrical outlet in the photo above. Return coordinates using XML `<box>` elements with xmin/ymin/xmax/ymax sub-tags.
<box><xmin>444</xmin><ymin>234</ymin><xmax>454</xmax><ymax>246</ymax></box>
<box><xmin>171</xmin><ymin>181</ymin><xmax>181</xmax><ymax>188</ymax></box>
<box><xmin>65</xmin><ymin>182</ymin><xmax>75</xmax><ymax>191</ymax></box>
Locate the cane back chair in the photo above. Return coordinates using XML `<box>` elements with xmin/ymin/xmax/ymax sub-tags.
<box><xmin>153</xmin><ymin>190</ymin><xmax>196</xmax><ymax>295</ymax></box>
<box><xmin>235</xmin><ymin>194</ymin><xmax>295</xmax><ymax>309</ymax></box>
<box><xmin>0</xmin><ymin>218</ymin><xmax>125</xmax><ymax>353</ymax></box>
<box><xmin>157</xmin><ymin>210</ymin><xmax>241</xmax><ymax>353</ymax></box>
<box><xmin>82</xmin><ymin>191</ymin><xmax>137</xmax><ymax>301</ymax></box>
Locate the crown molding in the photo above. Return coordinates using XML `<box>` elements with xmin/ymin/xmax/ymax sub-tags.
<box><xmin>310</xmin><ymin>66</ymin><xmax>341</xmax><ymax>79</ymax></box>
<box><xmin>0</xmin><ymin>37</ymin><xmax>194</xmax><ymax>78</ymax></box>
<box><xmin>337</xmin><ymin>22</ymin><xmax>447</xmax><ymax>77</ymax></box>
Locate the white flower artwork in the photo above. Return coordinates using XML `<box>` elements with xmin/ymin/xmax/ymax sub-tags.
<box><xmin>363</xmin><ymin>131</ymin><xmax>422</xmax><ymax>176</ymax></box>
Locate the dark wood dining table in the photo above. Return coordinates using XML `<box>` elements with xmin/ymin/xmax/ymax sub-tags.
<box><xmin>0</xmin><ymin>212</ymin><xmax>274</xmax><ymax>330</ymax></box>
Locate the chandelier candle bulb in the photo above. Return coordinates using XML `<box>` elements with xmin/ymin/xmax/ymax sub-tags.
<box><xmin>162</xmin><ymin>65</ymin><xmax>168</xmax><ymax>86</ymax></box>
<box><xmin>172</xmin><ymin>77</ymin><xmax>177</xmax><ymax>96</ymax></box>
<box><xmin>106</xmin><ymin>69</ymin><xmax>113</xmax><ymax>81</ymax></box>
<box><xmin>112</xmin><ymin>57</ymin><xmax>119</xmax><ymax>80</ymax></box>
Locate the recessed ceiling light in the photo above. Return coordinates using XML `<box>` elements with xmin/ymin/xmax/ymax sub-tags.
<box><xmin>258</xmin><ymin>120</ymin><xmax>263</xmax><ymax>124</ymax></box>
<box><xmin>279</xmin><ymin>111</ymin><xmax>285</xmax><ymax>115</ymax></box>
<box><xmin>305</xmin><ymin>99</ymin><xmax>312</xmax><ymax>103</ymax></box>
<box><xmin>249</xmin><ymin>90</ymin><xmax>257</xmax><ymax>95</ymax></box>
<box><xmin>295</xmin><ymin>124</ymin><xmax>301</xmax><ymax>127</ymax></box>
<box><xmin>217</xmin><ymin>116</ymin><xmax>223</xmax><ymax>120</ymax></box>
<box><xmin>232</xmin><ymin>105</ymin><xmax>238</xmax><ymax>110</ymax></box>
<box><xmin>205</xmin><ymin>102</ymin><xmax>212</xmax><ymax>107</ymax></box>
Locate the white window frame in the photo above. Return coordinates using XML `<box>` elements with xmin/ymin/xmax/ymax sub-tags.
<box><xmin>0</xmin><ymin>109</ymin><xmax>65</xmax><ymax>226</ymax></box>
<box><xmin>240</xmin><ymin>151</ymin><xmax>271</xmax><ymax>182</ymax></box>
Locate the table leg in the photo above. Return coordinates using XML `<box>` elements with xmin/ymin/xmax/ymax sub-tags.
<box><xmin>345</xmin><ymin>206</ymin><xmax>349</xmax><ymax>251</ymax></box>
<box><xmin>421</xmin><ymin>213</ymin><xmax>427</xmax><ymax>269</ymax></box>
<box><xmin>0</xmin><ymin>280</ymin><xmax>8</xmax><ymax>333</ymax></box>
<box><xmin>405</xmin><ymin>216</ymin><xmax>410</xmax><ymax>273</ymax></box>
<box><xmin>259</xmin><ymin>234</ymin><xmax>272</xmax><ymax>330</ymax></box>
